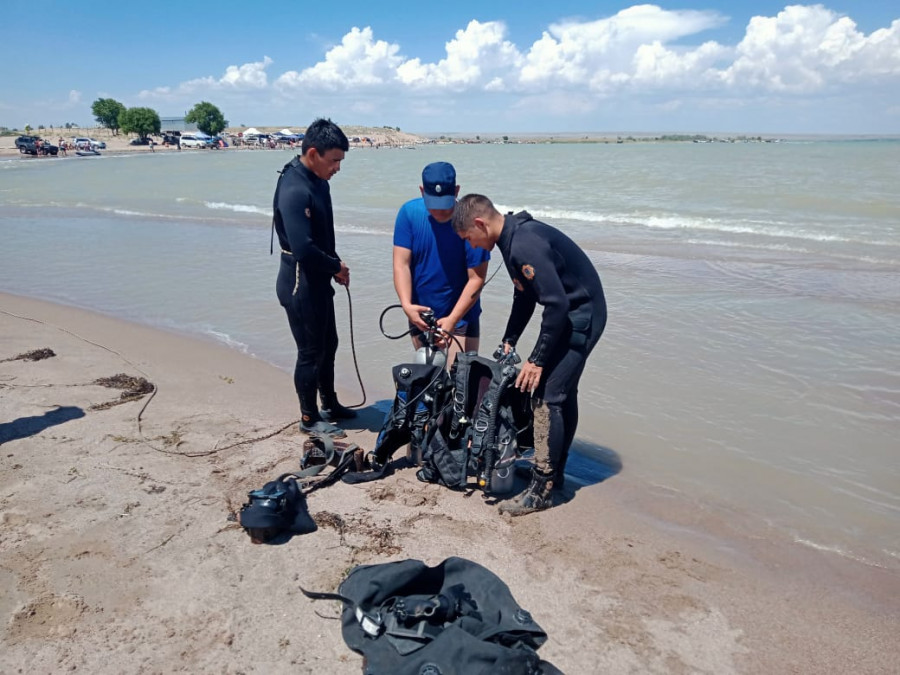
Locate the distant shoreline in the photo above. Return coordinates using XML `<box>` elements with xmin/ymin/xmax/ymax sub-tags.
<box><xmin>2</xmin><ymin>124</ymin><xmax>898</xmax><ymax>159</ymax></box>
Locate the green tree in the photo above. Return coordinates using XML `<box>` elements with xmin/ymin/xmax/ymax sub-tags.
<box><xmin>91</xmin><ymin>98</ymin><xmax>126</xmax><ymax>135</ymax></box>
<box><xmin>119</xmin><ymin>107</ymin><xmax>161</xmax><ymax>140</ymax></box>
<box><xmin>185</xmin><ymin>101</ymin><xmax>226</xmax><ymax>136</ymax></box>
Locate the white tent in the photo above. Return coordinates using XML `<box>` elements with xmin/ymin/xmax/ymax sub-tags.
<box><xmin>279</xmin><ymin>128</ymin><xmax>294</xmax><ymax>135</ymax></box>
<box><xmin>242</xmin><ymin>127</ymin><xmax>262</xmax><ymax>136</ymax></box>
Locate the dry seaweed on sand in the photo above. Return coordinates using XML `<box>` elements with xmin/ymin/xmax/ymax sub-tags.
<box><xmin>90</xmin><ymin>373</ymin><xmax>155</xmax><ymax>410</ymax></box>
<box><xmin>1</xmin><ymin>347</ymin><xmax>56</xmax><ymax>362</ymax></box>
<box><xmin>313</xmin><ymin>511</ymin><xmax>401</xmax><ymax>556</ymax></box>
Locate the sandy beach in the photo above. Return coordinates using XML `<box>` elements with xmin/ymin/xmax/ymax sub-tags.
<box><xmin>1</xmin><ymin>291</ymin><xmax>897</xmax><ymax>673</ymax></box>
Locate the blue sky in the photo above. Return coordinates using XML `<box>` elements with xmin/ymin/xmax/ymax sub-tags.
<box><xmin>2</xmin><ymin>1</ymin><xmax>898</xmax><ymax>134</ymax></box>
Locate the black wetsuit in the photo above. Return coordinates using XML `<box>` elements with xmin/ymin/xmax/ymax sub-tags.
<box><xmin>273</xmin><ymin>157</ymin><xmax>343</xmax><ymax>424</ymax></box>
<box><xmin>498</xmin><ymin>211</ymin><xmax>607</xmax><ymax>480</ymax></box>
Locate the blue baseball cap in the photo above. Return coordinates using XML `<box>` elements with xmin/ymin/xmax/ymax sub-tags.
<box><xmin>422</xmin><ymin>162</ymin><xmax>457</xmax><ymax>210</ymax></box>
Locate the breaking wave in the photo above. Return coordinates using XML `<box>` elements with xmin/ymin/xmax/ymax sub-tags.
<box><xmin>498</xmin><ymin>204</ymin><xmax>898</xmax><ymax>249</ymax></box>
<box><xmin>204</xmin><ymin>329</ymin><xmax>251</xmax><ymax>354</ymax></box>
<box><xmin>205</xmin><ymin>201</ymin><xmax>269</xmax><ymax>216</ymax></box>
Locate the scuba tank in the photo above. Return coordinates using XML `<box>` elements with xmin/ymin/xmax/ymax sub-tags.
<box><xmin>414</xmin><ymin>309</ymin><xmax>447</xmax><ymax>368</ymax></box>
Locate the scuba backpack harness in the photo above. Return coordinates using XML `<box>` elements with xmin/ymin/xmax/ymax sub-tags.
<box><xmin>349</xmin><ymin>307</ymin><xmax>459</xmax><ymax>480</ymax></box>
<box><xmin>416</xmin><ymin>346</ymin><xmax>532</xmax><ymax>494</ymax></box>
<box><xmin>370</xmin><ymin>304</ymin><xmax>533</xmax><ymax>496</ymax></box>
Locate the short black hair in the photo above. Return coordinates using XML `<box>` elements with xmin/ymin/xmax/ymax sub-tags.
<box><xmin>452</xmin><ymin>193</ymin><xmax>498</xmax><ymax>234</ymax></box>
<box><xmin>301</xmin><ymin>118</ymin><xmax>349</xmax><ymax>155</ymax></box>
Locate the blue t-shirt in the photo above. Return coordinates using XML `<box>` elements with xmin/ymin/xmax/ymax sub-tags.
<box><xmin>393</xmin><ymin>198</ymin><xmax>490</xmax><ymax>327</ymax></box>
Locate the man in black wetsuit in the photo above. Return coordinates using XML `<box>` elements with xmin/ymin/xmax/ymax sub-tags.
<box><xmin>272</xmin><ymin>118</ymin><xmax>354</xmax><ymax>439</ymax></box>
<box><xmin>452</xmin><ymin>194</ymin><xmax>607</xmax><ymax>515</ymax></box>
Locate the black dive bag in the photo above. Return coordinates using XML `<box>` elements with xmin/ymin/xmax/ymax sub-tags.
<box><xmin>332</xmin><ymin>556</ymin><xmax>562</xmax><ymax>675</ymax></box>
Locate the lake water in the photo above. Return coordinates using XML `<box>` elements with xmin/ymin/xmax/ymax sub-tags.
<box><xmin>1</xmin><ymin>139</ymin><xmax>898</xmax><ymax>571</ymax></box>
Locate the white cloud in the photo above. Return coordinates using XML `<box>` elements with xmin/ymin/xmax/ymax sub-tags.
<box><xmin>122</xmin><ymin>5</ymin><xmax>900</xmax><ymax>131</ymax></box>
<box><xmin>519</xmin><ymin>5</ymin><xmax>727</xmax><ymax>89</ymax></box>
<box><xmin>862</xmin><ymin>19</ymin><xmax>900</xmax><ymax>76</ymax></box>
<box><xmin>630</xmin><ymin>40</ymin><xmax>731</xmax><ymax>89</ymax></box>
<box><xmin>220</xmin><ymin>56</ymin><xmax>273</xmax><ymax>88</ymax></box>
<box><xmin>273</xmin><ymin>20</ymin><xmax>522</xmax><ymax>93</ymax></box>
<box><xmin>137</xmin><ymin>85</ymin><xmax>173</xmax><ymax>102</ymax></box>
<box><xmin>396</xmin><ymin>20</ymin><xmax>522</xmax><ymax>89</ymax></box>
<box><xmin>178</xmin><ymin>55</ymin><xmax>273</xmax><ymax>92</ymax></box>
<box><xmin>276</xmin><ymin>27</ymin><xmax>404</xmax><ymax>90</ymax></box>
<box><xmin>67</xmin><ymin>90</ymin><xmax>82</xmax><ymax>105</ymax></box>
<box><xmin>138</xmin><ymin>57</ymin><xmax>273</xmax><ymax>101</ymax></box>
<box><xmin>722</xmin><ymin>7</ymin><xmax>900</xmax><ymax>92</ymax></box>
<box><xmin>142</xmin><ymin>5</ymin><xmax>900</xmax><ymax>101</ymax></box>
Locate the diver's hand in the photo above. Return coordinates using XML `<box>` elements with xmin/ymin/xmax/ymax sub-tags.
<box><xmin>516</xmin><ymin>361</ymin><xmax>543</xmax><ymax>393</ymax></box>
<box><xmin>334</xmin><ymin>261</ymin><xmax>350</xmax><ymax>287</ymax></box>
<box><xmin>434</xmin><ymin>316</ymin><xmax>459</xmax><ymax>348</ymax></box>
<box><xmin>403</xmin><ymin>304</ymin><xmax>432</xmax><ymax>332</ymax></box>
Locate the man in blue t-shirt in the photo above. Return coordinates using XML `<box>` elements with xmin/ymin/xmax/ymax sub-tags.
<box><xmin>393</xmin><ymin>162</ymin><xmax>490</xmax><ymax>366</ymax></box>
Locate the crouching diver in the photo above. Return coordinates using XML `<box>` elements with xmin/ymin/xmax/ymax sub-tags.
<box><xmin>452</xmin><ymin>194</ymin><xmax>607</xmax><ymax>515</ymax></box>
<box><xmin>272</xmin><ymin>118</ymin><xmax>356</xmax><ymax>439</ymax></box>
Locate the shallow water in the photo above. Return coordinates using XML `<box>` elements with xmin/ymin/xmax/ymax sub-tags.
<box><xmin>2</xmin><ymin>140</ymin><xmax>898</xmax><ymax>570</ymax></box>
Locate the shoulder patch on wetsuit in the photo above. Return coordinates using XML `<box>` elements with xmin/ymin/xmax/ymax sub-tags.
<box><xmin>305</xmin><ymin>207</ymin><xmax>311</xmax><ymax>218</ymax></box>
<box><xmin>513</xmin><ymin>278</ymin><xmax>524</xmax><ymax>292</ymax></box>
<box><xmin>521</xmin><ymin>264</ymin><xmax>535</xmax><ymax>280</ymax></box>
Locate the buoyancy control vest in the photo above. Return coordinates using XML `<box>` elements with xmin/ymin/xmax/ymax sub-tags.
<box><xmin>417</xmin><ymin>352</ymin><xmax>532</xmax><ymax>494</ymax></box>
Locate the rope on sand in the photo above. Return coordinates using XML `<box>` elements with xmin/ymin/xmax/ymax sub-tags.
<box><xmin>0</xmin><ymin>307</ymin><xmax>299</xmax><ymax>457</ymax></box>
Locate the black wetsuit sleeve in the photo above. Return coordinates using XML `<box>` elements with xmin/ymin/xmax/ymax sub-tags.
<box><xmin>280</xmin><ymin>181</ymin><xmax>341</xmax><ymax>276</ymax></box>
<box><xmin>517</xmin><ymin>234</ymin><xmax>570</xmax><ymax>367</ymax></box>
<box><xmin>502</xmin><ymin>289</ymin><xmax>535</xmax><ymax>348</ymax></box>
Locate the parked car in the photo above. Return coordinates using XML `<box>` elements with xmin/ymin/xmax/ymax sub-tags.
<box><xmin>15</xmin><ymin>135</ymin><xmax>39</xmax><ymax>152</ymax></box>
<box><xmin>17</xmin><ymin>136</ymin><xmax>58</xmax><ymax>156</ymax></box>
<box><xmin>129</xmin><ymin>137</ymin><xmax>151</xmax><ymax>145</ymax></box>
<box><xmin>179</xmin><ymin>134</ymin><xmax>207</xmax><ymax>149</ymax></box>
<box><xmin>162</xmin><ymin>134</ymin><xmax>180</xmax><ymax>146</ymax></box>
<box><xmin>73</xmin><ymin>137</ymin><xmax>104</xmax><ymax>151</ymax></box>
